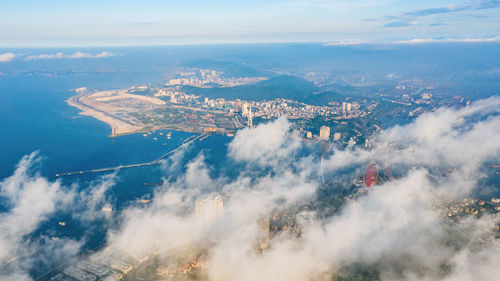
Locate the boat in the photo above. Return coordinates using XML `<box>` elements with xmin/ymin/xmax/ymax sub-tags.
<box><xmin>58</xmin><ymin>221</ymin><xmax>66</xmax><ymax>226</ymax></box>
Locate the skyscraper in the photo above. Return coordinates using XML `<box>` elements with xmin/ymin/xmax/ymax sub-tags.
<box><xmin>195</xmin><ymin>196</ymin><xmax>224</xmax><ymax>227</ymax></box>
<box><xmin>319</xmin><ymin>126</ymin><xmax>330</xmax><ymax>140</ymax></box>
<box><xmin>258</xmin><ymin>218</ymin><xmax>270</xmax><ymax>250</ymax></box>
<box><xmin>247</xmin><ymin>105</ymin><xmax>253</xmax><ymax>127</ymax></box>
<box><xmin>242</xmin><ymin>102</ymin><xmax>249</xmax><ymax>117</ymax></box>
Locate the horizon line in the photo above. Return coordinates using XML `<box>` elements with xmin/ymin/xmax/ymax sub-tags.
<box><xmin>1</xmin><ymin>36</ymin><xmax>499</xmax><ymax>49</ymax></box>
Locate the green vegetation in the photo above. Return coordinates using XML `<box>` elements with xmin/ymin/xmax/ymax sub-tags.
<box><xmin>183</xmin><ymin>75</ymin><xmax>344</xmax><ymax>105</ymax></box>
<box><xmin>180</xmin><ymin>58</ymin><xmax>273</xmax><ymax>78</ymax></box>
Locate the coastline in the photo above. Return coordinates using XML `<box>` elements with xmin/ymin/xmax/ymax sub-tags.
<box><xmin>66</xmin><ymin>95</ymin><xmax>144</xmax><ymax>137</ymax></box>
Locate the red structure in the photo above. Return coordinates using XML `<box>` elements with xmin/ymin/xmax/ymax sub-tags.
<box><xmin>363</xmin><ymin>161</ymin><xmax>379</xmax><ymax>188</ymax></box>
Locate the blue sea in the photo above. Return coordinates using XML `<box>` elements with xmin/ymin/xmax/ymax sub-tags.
<box><xmin>0</xmin><ymin>48</ymin><xmax>239</xmax><ymax>264</ymax></box>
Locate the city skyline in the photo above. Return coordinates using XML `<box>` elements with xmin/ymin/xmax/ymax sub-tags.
<box><xmin>1</xmin><ymin>0</ymin><xmax>500</xmax><ymax>47</ymax></box>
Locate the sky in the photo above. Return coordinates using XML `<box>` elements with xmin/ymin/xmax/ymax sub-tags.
<box><xmin>1</xmin><ymin>1</ymin><xmax>500</xmax><ymax>47</ymax></box>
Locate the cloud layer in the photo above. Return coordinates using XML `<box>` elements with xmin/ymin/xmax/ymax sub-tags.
<box><xmin>0</xmin><ymin>153</ymin><xmax>117</xmax><ymax>280</ymax></box>
<box><xmin>404</xmin><ymin>0</ymin><xmax>500</xmax><ymax>17</ymax></box>
<box><xmin>25</xmin><ymin>51</ymin><xmax>114</xmax><ymax>60</ymax></box>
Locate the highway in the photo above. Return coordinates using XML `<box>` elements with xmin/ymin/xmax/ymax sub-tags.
<box><xmin>55</xmin><ymin>133</ymin><xmax>208</xmax><ymax>177</ymax></box>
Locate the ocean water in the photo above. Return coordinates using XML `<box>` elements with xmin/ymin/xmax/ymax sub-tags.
<box><xmin>0</xmin><ymin>53</ymin><xmax>233</xmax><ymax>261</ymax></box>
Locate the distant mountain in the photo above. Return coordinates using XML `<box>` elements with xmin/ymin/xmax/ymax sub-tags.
<box><xmin>183</xmin><ymin>75</ymin><xmax>346</xmax><ymax>105</ymax></box>
<box><xmin>180</xmin><ymin>58</ymin><xmax>273</xmax><ymax>78</ymax></box>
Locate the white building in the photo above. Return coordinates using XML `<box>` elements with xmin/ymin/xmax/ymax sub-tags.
<box><xmin>242</xmin><ymin>102</ymin><xmax>249</xmax><ymax>117</ymax></box>
<box><xmin>195</xmin><ymin>196</ymin><xmax>224</xmax><ymax>226</ymax></box>
<box><xmin>319</xmin><ymin>126</ymin><xmax>330</xmax><ymax>140</ymax></box>
<box><xmin>333</xmin><ymin>132</ymin><xmax>341</xmax><ymax>141</ymax></box>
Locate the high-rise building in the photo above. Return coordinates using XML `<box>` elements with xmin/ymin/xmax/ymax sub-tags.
<box><xmin>234</xmin><ymin>99</ymin><xmax>241</xmax><ymax>112</ymax></box>
<box><xmin>319</xmin><ymin>126</ymin><xmax>330</xmax><ymax>140</ymax></box>
<box><xmin>242</xmin><ymin>102</ymin><xmax>249</xmax><ymax>117</ymax></box>
<box><xmin>258</xmin><ymin>218</ymin><xmax>270</xmax><ymax>250</ymax></box>
<box><xmin>333</xmin><ymin>132</ymin><xmax>341</xmax><ymax>141</ymax></box>
<box><xmin>195</xmin><ymin>196</ymin><xmax>224</xmax><ymax>226</ymax></box>
<box><xmin>247</xmin><ymin>105</ymin><xmax>253</xmax><ymax>127</ymax></box>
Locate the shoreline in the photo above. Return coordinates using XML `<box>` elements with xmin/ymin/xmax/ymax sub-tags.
<box><xmin>66</xmin><ymin>92</ymin><xmax>237</xmax><ymax>137</ymax></box>
<box><xmin>66</xmin><ymin>95</ymin><xmax>144</xmax><ymax>137</ymax></box>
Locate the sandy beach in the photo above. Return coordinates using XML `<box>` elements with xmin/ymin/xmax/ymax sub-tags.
<box><xmin>67</xmin><ymin>95</ymin><xmax>144</xmax><ymax>137</ymax></box>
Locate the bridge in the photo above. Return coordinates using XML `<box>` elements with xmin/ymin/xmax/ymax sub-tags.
<box><xmin>55</xmin><ymin>133</ymin><xmax>208</xmax><ymax>177</ymax></box>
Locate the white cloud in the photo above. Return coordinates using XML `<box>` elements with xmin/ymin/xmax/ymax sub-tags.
<box><xmin>0</xmin><ymin>152</ymin><xmax>120</xmax><ymax>280</ymax></box>
<box><xmin>0</xmin><ymin>53</ymin><xmax>15</xmax><ymax>63</ymax></box>
<box><xmin>396</xmin><ymin>36</ymin><xmax>500</xmax><ymax>44</ymax></box>
<box><xmin>228</xmin><ymin>117</ymin><xmax>301</xmax><ymax>167</ymax></box>
<box><xmin>25</xmin><ymin>51</ymin><xmax>115</xmax><ymax>60</ymax></box>
<box><xmin>0</xmin><ymin>152</ymin><xmax>78</xmax><ymax>280</ymax></box>
<box><xmin>323</xmin><ymin>40</ymin><xmax>367</xmax><ymax>46</ymax></box>
<box><xmin>324</xmin><ymin>36</ymin><xmax>500</xmax><ymax>45</ymax></box>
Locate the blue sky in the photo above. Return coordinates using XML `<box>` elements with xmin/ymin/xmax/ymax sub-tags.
<box><xmin>1</xmin><ymin>0</ymin><xmax>499</xmax><ymax>46</ymax></box>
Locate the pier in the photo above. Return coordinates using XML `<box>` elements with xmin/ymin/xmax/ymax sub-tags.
<box><xmin>55</xmin><ymin>133</ymin><xmax>208</xmax><ymax>177</ymax></box>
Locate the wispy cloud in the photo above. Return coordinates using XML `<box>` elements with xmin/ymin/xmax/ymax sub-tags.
<box><xmin>396</xmin><ymin>36</ymin><xmax>500</xmax><ymax>44</ymax></box>
<box><xmin>280</xmin><ymin>0</ymin><xmax>395</xmax><ymax>11</ymax></box>
<box><xmin>0</xmin><ymin>53</ymin><xmax>15</xmax><ymax>63</ymax></box>
<box><xmin>405</xmin><ymin>0</ymin><xmax>500</xmax><ymax>17</ymax></box>
<box><xmin>323</xmin><ymin>36</ymin><xmax>500</xmax><ymax>45</ymax></box>
<box><xmin>25</xmin><ymin>51</ymin><xmax>114</xmax><ymax>60</ymax></box>
<box><xmin>382</xmin><ymin>1</ymin><xmax>500</xmax><ymax>31</ymax></box>
<box><xmin>384</xmin><ymin>20</ymin><xmax>420</xmax><ymax>27</ymax></box>
<box><xmin>429</xmin><ymin>22</ymin><xmax>447</xmax><ymax>26</ymax></box>
<box><xmin>0</xmin><ymin>152</ymin><xmax>119</xmax><ymax>280</ymax></box>
<box><xmin>323</xmin><ymin>39</ymin><xmax>368</xmax><ymax>46</ymax></box>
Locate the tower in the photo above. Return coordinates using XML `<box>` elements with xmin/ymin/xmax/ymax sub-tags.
<box><xmin>247</xmin><ymin>105</ymin><xmax>253</xmax><ymax>127</ymax></box>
